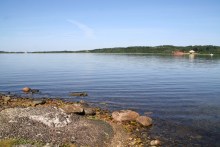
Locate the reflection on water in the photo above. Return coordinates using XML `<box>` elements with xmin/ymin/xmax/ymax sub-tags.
<box><xmin>0</xmin><ymin>53</ymin><xmax>220</xmax><ymax>146</ymax></box>
<box><xmin>189</xmin><ymin>54</ymin><xmax>195</xmax><ymax>62</ymax></box>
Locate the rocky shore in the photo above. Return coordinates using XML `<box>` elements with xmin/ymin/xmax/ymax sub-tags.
<box><xmin>0</xmin><ymin>91</ymin><xmax>160</xmax><ymax>147</ymax></box>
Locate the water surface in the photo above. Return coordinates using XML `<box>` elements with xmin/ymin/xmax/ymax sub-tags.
<box><xmin>0</xmin><ymin>53</ymin><xmax>220</xmax><ymax>146</ymax></box>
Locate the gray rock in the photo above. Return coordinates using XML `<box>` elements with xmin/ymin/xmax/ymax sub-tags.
<box><xmin>30</xmin><ymin>89</ymin><xmax>40</xmax><ymax>94</ymax></box>
<box><xmin>84</xmin><ymin>108</ymin><xmax>96</xmax><ymax>115</ymax></box>
<box><xmin>3</xmin><ymin>95</ymin><xmax>11</xmax><ymax>103</ymax></box>
<box><xmin>0</xmin><ymin>106</ymin><xmax>114</xmax><ymax>146</ymax></box>
<box><xmin>61</xmin><ymin>104</ymin><xmax>84</xmax><ymax>114</ymax></box>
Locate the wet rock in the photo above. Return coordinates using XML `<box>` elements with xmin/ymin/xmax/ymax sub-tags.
<box><xmin>30</xmin><ymin>89</ymin><xmax>40</xmax><ymax>94</ymax></box>
<box><xmin>112</xmin><ymin>110</ymin><xmax>140</xmax><ymax>122</ymax></box>
<box><xmin>150</xmin><ymin>139</ymin><xmax>161</xmax><ymax>146</ymax></box>
<box><xmin>70</xmin><ymin>92</ymin><xmax>88</xmax><ymax>97</ymax></box>
<box><xmin>61</xmin><ymin>104</ymin><xmax>84</xmax><ymax>114</ymax></box>
<box><xmin>84</xmin><ymin>108</ymin><xmax>96</xmax><ymax>115</ymax></box>
<box><xmin>22</xmin><ymin>87</ymin><xmax>31</xmax><ymax>93</ymax></box>
<box><xmin>32</xmin><ymin>100</ymin><xmax>46</xmax><ymax>106</ymax></box>
<box><xmin>136</xmin><ymin>116</ymin><xmax>152</xmax><ymax>126</ymax></box>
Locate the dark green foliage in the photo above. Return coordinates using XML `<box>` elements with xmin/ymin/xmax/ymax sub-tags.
<box><xmin>88</xmin><ymin>45</ymin><xmax>220</xmax><ymax>54</ymax></box>
<box><xmin>1</xmin><ymin>45</ymin><xmax>220</xmax><ymax>54</ymax></box>
<box><xmin>0</xmin><ymin>51</ymin><xmax>24</xmax><ymax>54</ymax></box>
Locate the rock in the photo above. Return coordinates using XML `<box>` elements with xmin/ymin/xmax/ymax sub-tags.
<box><xmin>150</xmin><ymin>139</ymin><xmax>161</xmax><ymax>146</ymax></box>
<box><xmin>79</xmin><ymin>100</ymin><xmax>89</xmax><ymax>107</ymax></box>
<box><xmin>136</xmin><ymin>116</ymin><xmax>152</xmax><ymax>126</ymax></box>
<box><xmin>0</xmin><ymin>106</ymin><xmax>114</xmax><ymax>146</ymax></box>
<box><xmin>22</xmin><ymin>87</ymin><xmax>31</xmax><ymax>93</ymax></box>
<box><xmin>30</xmin><ymin>89</ymin><xmax>40</xmax><ymax>94</ymax></box>
<box><xmin>61</xmin><ymin>104</ymin><xmax>84</xmax><ymax>114</ymax></box>
<box><xmin>112</xmin><ymin>110</ymin><xmax>140</xmax><ymax>122</ymax></box>
<box><xmin>84</xmin><ymin>108</ymin><xmax>96</xmax><ymax>115</ymax></box>
<box><xmin>70</xmin><ymin>92</ymin><xmax>88</xmax><ymax>97</ymax></box>
<box><xmin>32</xmin><ymin>100</ymin><xmax>46</xmax><ymax>106</ymax></box>
<box><xmin>3</xmin><ymin>95</ymin><xmax>11</xmax><ymax>103</ymax></box>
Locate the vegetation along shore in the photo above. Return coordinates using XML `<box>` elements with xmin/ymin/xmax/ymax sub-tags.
<box><xmin>1</xmin><ymin>45</ymin><xmax>220</xmax><ymax>55</ymax></box>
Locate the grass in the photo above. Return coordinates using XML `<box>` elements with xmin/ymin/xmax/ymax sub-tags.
<box><xmin>0</xmin><ymin>138</ymin><xmax>43</xmax><ymax>147</ymax></box>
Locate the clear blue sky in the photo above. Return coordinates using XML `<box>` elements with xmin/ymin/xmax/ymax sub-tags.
<box><xmin>0</xmin><ymin>0</ymin><xmax>220</xmax><ymax>51</ymax></box>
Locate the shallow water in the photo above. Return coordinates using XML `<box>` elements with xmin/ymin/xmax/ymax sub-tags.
<box><xmin>0</xmin><ymin>53</ymin><xmax>220</xmax><ymax>146</ymax></box>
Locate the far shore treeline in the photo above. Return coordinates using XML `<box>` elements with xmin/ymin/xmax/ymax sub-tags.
<box><xmin>1</xmin><ymin>45</ymin><xmax>220</xmax><ymax>54</ymax></box>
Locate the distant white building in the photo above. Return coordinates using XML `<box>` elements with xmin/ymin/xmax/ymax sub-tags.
<box><xmin>189</xmin><ymin>50</ymin><xmax>195</xmax><ymax>54</ymax></box>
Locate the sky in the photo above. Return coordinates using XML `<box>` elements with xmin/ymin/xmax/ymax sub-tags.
<box><xmin>0</xmin><ymin>0</ymin><xmax>220</xmax><ymax>51</ymax></box>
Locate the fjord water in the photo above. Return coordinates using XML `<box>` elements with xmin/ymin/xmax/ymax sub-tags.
<box><xmin>0</xmin><ymin>53</ymin><xmax>220</xmax><ymax>146</ymax></box>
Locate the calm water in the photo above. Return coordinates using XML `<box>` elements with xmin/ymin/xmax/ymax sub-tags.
<box><xmin>0</xmin><ymin>53</ymin><xmax>220</xmax><ymax>146</ymax></box>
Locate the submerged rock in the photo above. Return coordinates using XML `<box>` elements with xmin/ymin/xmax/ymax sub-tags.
<box><xmin>112</xmin><ymin>110</ymin><xmax>140</xmax><ymax>122</ymax></box>
<box><xmin>30</xmin><ymin>89</ymin><xmax>40</xmax><ymax>94</ymax></box>
<box><xmin>69</xmin><ymin>92</ymin><xmax>88</xmax><ymax>97</ymax></box>
<box><xmin>136</xmin><ymin>116</ymin><xmax>152</xmax><ymax>127</ymax></box>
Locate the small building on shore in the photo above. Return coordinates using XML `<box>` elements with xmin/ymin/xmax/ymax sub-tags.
<box><xmin>189</xmin><ymin>50</ymin><xmax>195</xmax><ymax>54</ymax></box>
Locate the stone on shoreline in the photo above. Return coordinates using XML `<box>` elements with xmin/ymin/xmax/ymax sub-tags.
<box><xmin>32</xmin><ymin>100</ymin><xmax>46</xmax><ymax>106</ymax></box>
<box><xmin>2</xmin><ymin>95</ymin><xmax>11</xmax><ymax>103</ymax></box>
<box><xmin>0</xmin><ymin>106</ymin><xmax>114</xmax><ymax>146</ymax></box>
<box><xmin>0</xmin><ymin>94</ymin><xmax>153</xmax><ymax>146</ymax></box>
<box><xmin>150</xmin><ymin>139</ymin><xmax>161</xmax><ymax>146</ymax></box>
<box><xmin>136</xmin><ymin>116</ymin><xmax>152</xmax><ymax>127</ymax></box>
<box><xmin>22</xmin><ymin>87</ymin><xmax>40</xmax><ymax>94</ymax></box>
<box><xmin>61</xmin><ymin>104</ymin><xmax>84</xmax><ymax>114</ymax></box>
<box><xmin>22</xmin><ymin>87</ymin><xmax>31</xmax><ymax>93</ymax></box>
<box><xmin>112</xmin><ymin>110</ymin><xmax>140</xmax><ymax>122</ymax></box>
<box><xmin>84</xmin><ymin>107</ymin><xmax>96</xmax><ymax>115</ymax></box>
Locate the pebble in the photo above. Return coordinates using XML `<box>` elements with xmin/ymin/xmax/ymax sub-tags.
<box><xmin>150</xmin><ymin>139</ymin><xmax>161</xmax><ymax>146</ymax></box>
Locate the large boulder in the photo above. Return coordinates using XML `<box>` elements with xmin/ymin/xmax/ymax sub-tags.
<box><xmin>112</xmin><ymin>110</ymin><xmax>139</xmax><ymax>122</ymax></box>
<box><xmin>136</xmin><ymin>116</ymin><xmax>152</xmax><ymax>126</ymax></box>
<box><xmin>0</xmin><ymin>106</ymin><xmax>114</xmax><ymax>146</ymax></box>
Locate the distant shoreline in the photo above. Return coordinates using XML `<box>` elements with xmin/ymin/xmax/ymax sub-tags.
<box><xmin>1</xmin><ymin>45</ymin><xmax>220</xmax><ymax>54</ymax></box>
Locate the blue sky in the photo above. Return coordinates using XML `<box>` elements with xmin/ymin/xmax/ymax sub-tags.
<box><xmin>0</xmin><ymin>0</ymin><xmax>220</xmax><ymax>51</ymax></box>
